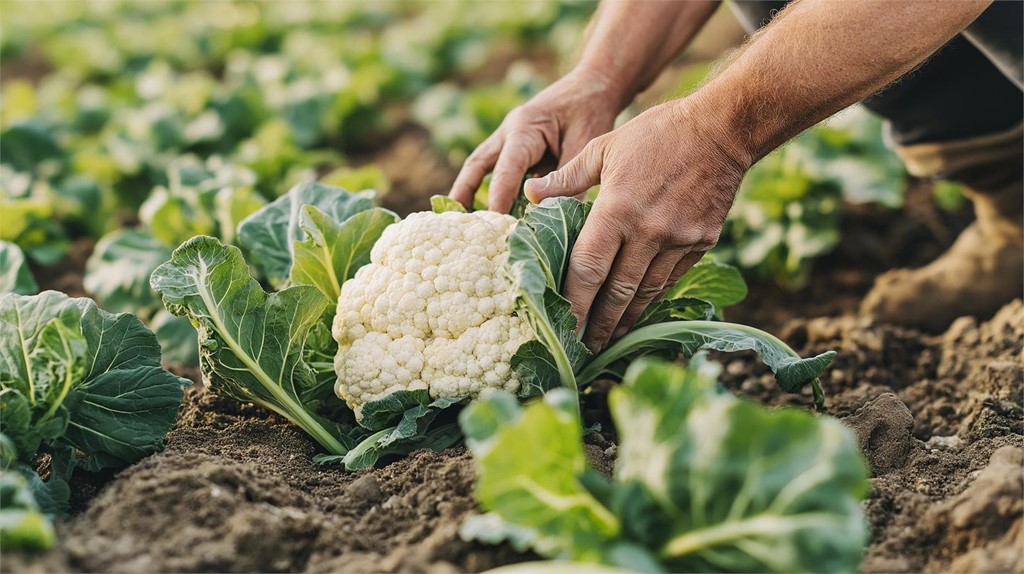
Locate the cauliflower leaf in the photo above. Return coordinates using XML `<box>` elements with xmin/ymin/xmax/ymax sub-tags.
<box><xmin>237</xmin><ymin>182</ymin><xmax>376</xmax><ymax>288</ymax></box>
<box><xmin>460</xmin><ymin>359</ymin><xmax>868</xmax><ymax>573</ymax></box>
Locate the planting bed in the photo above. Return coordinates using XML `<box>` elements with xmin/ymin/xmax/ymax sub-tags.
<box><xmin>3</xmin><ymin>173</ymin><xmax>1021</xmax><ymax>574</ymax></box>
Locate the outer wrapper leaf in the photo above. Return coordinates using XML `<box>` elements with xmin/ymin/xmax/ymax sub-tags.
<box><xmin>150</xmin><ymin>236</ymin><xmax>351</xmax><ymax>456</ymax></box>
<box><xmin>291</xmin><ymin>205</ymin><xmax>398</xmax><ymax>302</ymax></box>
<box><xmin>430</xmin><ymin>195</ymin><xmax>468</xmax><ymax>213</ymax></box>
<box><xmin>330</xmin><ymin>390</ymin><xmax>465</xmax><ymax>471</ymax></box>
<box><xmin>663</xmin><ymin>259</ymin><xmax>747</xmax><ymax>312</ymax></box>
<box><xmin>508</xmin><ymin>198</ymin><xmax>592</xmax><ymax>397</ymax></box>
<box><xmin>508</xmin><ymin>198</ymin><xmax>590</xmax><ymax>292</ymax></box>
<box><xmin>237</xmin><ymin>181</ymin><xmax>375</xmax><ymax>288</ymax></box>
<box><xmin>635</xmin><ymin>297</ymin><xmax>716</xmax><ymax>327</ymax></box>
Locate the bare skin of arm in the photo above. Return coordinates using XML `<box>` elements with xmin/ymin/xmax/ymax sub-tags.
<box><xmin>520</xmin><ymin>0</ymin><xmax>992</xmax><ymax>352</ymax></box>
<box><xmin>448</xmin><ymin>0</ymin><xmax>720</xmax><ymax>213</ymax></box>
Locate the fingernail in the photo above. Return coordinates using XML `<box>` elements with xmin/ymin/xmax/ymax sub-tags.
<box><xmin>612</xmin><ymin>326</ymin><xmax>628</xmax><ymax>340</ymax></box>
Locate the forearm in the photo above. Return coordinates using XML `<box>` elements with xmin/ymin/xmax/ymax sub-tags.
<box><xmin>576</xmin><ymin>0</ymin><xmax>720</xmax><ymax>109</ymax></box>
<box><xmin>691</xmin><ymin>0</ymin><xmax>992</xmax><ymax>167</ymax></box>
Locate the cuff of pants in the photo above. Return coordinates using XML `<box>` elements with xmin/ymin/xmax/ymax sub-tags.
<box><xmin>893</xmin><ymin>122</ymin><xmax>1023</xmax><ymax>190</ymax></box>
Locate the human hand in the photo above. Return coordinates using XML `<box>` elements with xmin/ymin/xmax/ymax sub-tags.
<box><xmin>448</xmin><ymin>67</ymin><xmax>627</xmax><ymax>213</ymax></box>
<box><xmin>524</xmin><ymin>96</ymin><xmax>749</xmax><ymax>352</ymax></box>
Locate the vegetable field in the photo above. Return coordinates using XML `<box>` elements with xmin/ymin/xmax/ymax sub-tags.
<box><xmin>2</xmin><ymin>2</ymin><xmax>1021</xmax><ymax>573</ymax></box>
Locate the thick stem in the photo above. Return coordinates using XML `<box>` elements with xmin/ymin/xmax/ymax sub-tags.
<box><xmin>194</xmin><ymin>261</ymin><xmax>348</xmax><ymax>456</ymax></box>
<box><xmin>524</xmin><ymin>296</ymin><xmax>580</xmax><ymax>415</ymax></box>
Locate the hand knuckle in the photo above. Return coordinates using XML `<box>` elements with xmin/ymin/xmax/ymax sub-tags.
<box><xmin>466</xmin><ymin>150</ymin><xmax>490</xmax><ymax>167</ymax></box>
<box><xmin>569</xmin><ymin>254</ymin><xmax>607</xmax><ymax>287</ymax></box>
<box><xmin>635</xmin><ymin>282</ymin><xmax>663</xmax><ymax>301</ymax></box>
<box><xmin>603</xmin><ymin>279</ymin><xmax>637</xmax><ymax>307</ymax></box>
<box><xmin>505</xmin><ymin>106</ymin><xmax>525</xmax><ymax>123</ymax></box>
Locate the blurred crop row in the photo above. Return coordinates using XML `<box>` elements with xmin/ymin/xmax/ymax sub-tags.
<box><xmin>1</xmin><ymin>0</ymin><xmax>934</xmax><ymax>335</ymax></box>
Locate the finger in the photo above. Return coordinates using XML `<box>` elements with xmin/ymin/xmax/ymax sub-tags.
<box><xmin>659</xmin><ymin>251</ymin><xmax>707</xmax><ymax>299</ymax></box>
<box><xmin>488</xmin><ymin>131</ymin><xmax>546</xmax><ymax>213</ymax></box>
<box><xmin>562</xmin><ymin>207</ymin><xmax>624</xmax><ymax>335</ymax></box>
<box><xmin>558</xmin><ymin>124</ymin><xmax>610</xmax><ymax>169</ymax></box>
<box><xmin>449</xmin><ymin>134</ymin><xmax>503</xmax><ymax>208</ymax></box>
<box><xmin>524</xmin><ymin>137</ymin><xmax>605</xmax><ymax>204</ymax></box>
<box><xmin>611</xmin><ymin>249</ymin><xmax>687</xmax><ymax>340</ymax></box>
<box><xmin>583</xmin><ymin>241</ymin><xmax>660</xmax><ymax>353</ymax></box>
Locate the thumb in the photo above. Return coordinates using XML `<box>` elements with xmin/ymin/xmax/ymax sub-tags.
<box><xmin>524</xmin><ymin>140</ymin><xmax>604</xmax><ymax>203</ymax></box>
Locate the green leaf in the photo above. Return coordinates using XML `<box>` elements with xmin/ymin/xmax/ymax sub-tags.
<box><xmin>84</xmin><ymin>230</ymin><xmax>172</xmax><ymax>313</ymax></box>
<box><xmin>461</xmin><ymin>389</ymin><xmax>621</xmax><ymax>561</ymax></box>
<box><xmin>663</xmin><ymin>259</ymin><xmax>747</xmax><ymax>312</ymax></box>
<box><xmin>139</xmin><ymin>187</ymin><xmax>216</xmax><ymax>247</ymax></box>
<box><xmin>0</xmin><ymin>291</ymin><xmax>188</xmax><ymax>472</ymax></box>
<box><xmin>511</xmin><ymin>290</ymin><xmax>589</xmax><ymax>398</ymax></box>
<box><xmin>0</xmin><ymin>391</ymin><xmax>65</xmax><ymax>465</ymax></box>
<box><xmin>291</xmin><ymin>205</ymin><xmax>398</xmax><ymax>302</ymax></box>
<box><xmin>0</xmin><ymin>470</ymin><xmax>57</xmax><ymax>550</ymax></box>
<box><xmin>237</xmin><ymin>182</ymin><xmax>375</xmax><ymax>288</ymax></box>
<box><xmin>509</xmin><ymin>198</ymin><xmax>590</xmax><ymax>293</ymax></box>
<box><xmin>462</xmin><ymin>359</ymin><xmax>867</xmax><ymax>572</ymax></box>
<box><xmin>150</xmin><ymin>236</ymin><xmax>351</xmax><ymax>456</ymax></box>
<box><xmin>213</xmin><ymin>185</ymin><xmax>266</xmax><ymax>245</ymax></box>
<box><xmin>151</xmin><ymin>310</ymin><xmax>199</xmax><ymax>366</ymax></box>
<box><xmin>610</xmin><ymin>360</ymin><xmax>868</xmax><ymax>573</ymax></box>
<box><xmin>430</xmin><ymin>195</ymin><xmax>468</xmax><ymax>213</ymax></box>
<box><xmin>579</xmin><ymin>321</ymin><xmax>834</xmax><ymax>409</ymax></box>
<box><xmin>342</xmin><ymin>390</ymin><xmax>466</xmax><ymax>470</ymax></box>
<box><xmin>507</xmin><ymin>198</ymin><xmax>592</xmax><ymax>405</ymax></box>
<box><xmin>636</xmin><ymin>297</ymin><xmax>715</xmax><ymax>327</ymax></box>
<box><xmin>0</xmin><ymin>241</ymin><xmax>37</xmax><ymax>295</ymax></box>
<box><xmin>0</xmin><ymin>122</ymin><xmax>64</xmax><ymax>174</ymax></box>
<box><xmin>63</xmin><ymin>365</ymin><xmax>187</xmax><ymax>471</ymax></box>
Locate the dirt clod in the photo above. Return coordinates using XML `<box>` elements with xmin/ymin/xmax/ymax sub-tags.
<box><xmin>845</xmin><ymin>393</ymin><xmax>916</xmax><ymax>476</ymax></box>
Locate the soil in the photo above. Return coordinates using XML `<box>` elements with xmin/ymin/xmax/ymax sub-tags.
<box><xmin>7</xmin><ymin>137</ymin><xmax>1023</xmax><ymax>574</ymax></box>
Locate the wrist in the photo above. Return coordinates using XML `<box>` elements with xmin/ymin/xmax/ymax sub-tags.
<box><xmin>668</xmin><ymin>91</ymin><xmax>754</xmax><ymax>175</ymax></box>
<box><xmin>571</xmin><ymin>61</ymin><xmax>639</xmax><ymax>113</ymax></box>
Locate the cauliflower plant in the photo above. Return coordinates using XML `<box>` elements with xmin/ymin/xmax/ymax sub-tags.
<box><xmin>333</xmin><ymin>210</ymin><xmax>535</xmax><ymax>415</ymax></box>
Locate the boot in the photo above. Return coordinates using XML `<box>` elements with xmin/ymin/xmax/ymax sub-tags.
<box><xmin>861</xmin><ymin>123</ymin><xmax>1024</xmax><ymax>333</ymax></box>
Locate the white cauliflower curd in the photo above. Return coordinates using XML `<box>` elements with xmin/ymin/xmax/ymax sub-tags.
<box><xmin>333</xmin><ymin>210</ymin><xmax>535</xmax><ymax>415</ymax></box>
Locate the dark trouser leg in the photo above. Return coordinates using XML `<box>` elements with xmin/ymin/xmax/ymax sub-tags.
<box><xmin>729</xmin><ymin>1</ymin><xmax>1023</xmax><ymax>331</ymax></box>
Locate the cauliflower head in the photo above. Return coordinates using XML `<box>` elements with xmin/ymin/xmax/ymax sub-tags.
<box><xmin>333</xmin><ymin>210</ymin><xmax>535</xmax><ymax>415</ymax></box>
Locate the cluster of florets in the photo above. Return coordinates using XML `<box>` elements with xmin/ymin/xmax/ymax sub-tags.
<box><xmin>333</xmin><ymin>210</ymin><xmax>534</xmax><ymax>416</ymax></box>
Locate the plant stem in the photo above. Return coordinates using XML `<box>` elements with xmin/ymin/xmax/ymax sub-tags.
<box><xmin>523</xmin><ymin>296</ymin><xmax>580</xmax><ymax>415</ymax></box>
<box><xmin>194</xmin><ymin>260</ymin><xmax>349</xmax><ymax>456</ymax></box>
